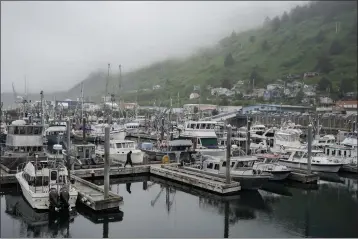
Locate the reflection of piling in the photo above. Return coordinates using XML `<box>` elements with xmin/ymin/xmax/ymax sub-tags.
<box><xmin>224</xmin><ymin>201</ymin><xmax>229</xmax><ymax>238</ymax></box>
<box><xmin>66</xmin><ymin>119</ymin><xmax>71</xmax><ymax>171</ymax></box>
<box><xmin>143</xmin><ymin>181</ymin><xmax>148</xmax><ymax>190</ymax></box>
<box><xmin>104</xmin><ymin>127</ymin><xmax>110</xmax><ymax>199</ymax></box>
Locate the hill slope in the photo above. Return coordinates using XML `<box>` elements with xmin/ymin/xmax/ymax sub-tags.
<box><xmin>73</xmin><ymin>1</ymin><xmax>357</xmax><ymax>106</ymax></box>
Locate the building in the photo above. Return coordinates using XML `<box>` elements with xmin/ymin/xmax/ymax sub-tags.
<box><xmin>336</xmin><ymin>100</ymin><xmax>358</xmax><ymax>114</ymax></box>
<box><xmin>239</xmin><ymin>104</ymin><xmax>312</xmax><ymax>114</ymax></box>
<box><xmin>183</xmin><ymin>104</ymin><xmax>217</xmax><ymax>113</ymax></box>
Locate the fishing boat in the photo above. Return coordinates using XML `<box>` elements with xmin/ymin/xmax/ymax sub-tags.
<box><xmin>196</xmin><ymin>155</ymin><xmax>272</xmax><ymax>190</ymax></box>
<box><xmin>254</xmin><ymin>153</ymin><xmax>291</xmax><ymax>181</ymax></box>
<box><xmin>15</xmin><ymin>145</ymin><xmax>78</xmax><ymax>211</ymax></box>
<box><xmin>278</xmin><ymin>148</ymin><xmax>344</xmax><ymax>173</ymax></box>
<box><xmin>96</xmin><ymin>139</ymin><xmax>143</xmax><ymax>164</ymax></box>
<box><xmin>139</xmin><ymin>139</ymin><xmax>196</xmax><ymax>163</ymax></box>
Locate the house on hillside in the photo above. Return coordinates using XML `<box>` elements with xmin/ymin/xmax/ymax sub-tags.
<box><xmin>303</xmin><ymin>72</ymin><xmax>319</xmax><ymax>78</ymax></box>
<box><xmin>153</xmin><ymin>85</ymin><xmax>161</xmax><ymax>90</ymax></box>
<box><xmin>211</xmin><ymin>87</ymin><xmax>235</xmax><ymax>97</ymax></box>
<box><xmin>320</xmin><ymin>97</ymin><xmax>333</xmax><ymax>105</ymax></box>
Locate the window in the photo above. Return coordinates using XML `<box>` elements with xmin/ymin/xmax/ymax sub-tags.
<box><xmin>19</xmin><ymin>127</ymin><xmax>25</xmax><ymax>135</ymax></box>
<box><xmin>8</xmin><ymin>126</ymin><xmax>14</xmax><ymax>134</ymax></box>
<box><xmin>116</xmin><ymin>143</ymin><xmax>123</xmax><ymax>148</ymax></box>
<box><xmin>214</xmin><ymin>164</ymin><xmax>219</xmax><ymax>170</ymax></box>
<box><xmin>14</xmin><ymin>127</ymin><xmax>19</xmax><ymax>134</ymax></box>
<box><xmin>27</xmin><ymin>127</ymin><xmax>33</xmax><ymax>134</ymax></box>
<box><xmin>222</xmin><ymin>162</ymin><xmax>227</xmax><ymax>167</ymax></box>
<box><xmin>207</xmin><ymin>163</ymin><xmax>213</xmax><ymax>169</ymax></box>
<box><xmin>34</xmin><ymin>127</ymin><xmax>40</xmax><ymax>135</ymax></box>
<box><xmin>50</xmin><ymin>171</ymin><xmax>57</xmax><ymax>181</ymax></box>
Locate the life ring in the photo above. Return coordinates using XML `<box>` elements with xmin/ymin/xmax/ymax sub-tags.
<box><xmin>162</xmin><ymin>155</ymin><xmax>170</xmax><ymax>164</ymax></box>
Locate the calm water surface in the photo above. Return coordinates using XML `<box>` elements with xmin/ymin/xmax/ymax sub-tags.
<box><xmin>1</xmin><ymin>173</ymin><xmax>357</xmax><ymax>238</ymax></box>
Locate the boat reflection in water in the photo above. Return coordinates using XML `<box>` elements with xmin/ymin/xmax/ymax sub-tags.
<box><xmin>5</xmin><ymin>193</ymin><xmax>77</xmax><ymax>238</ymax></box>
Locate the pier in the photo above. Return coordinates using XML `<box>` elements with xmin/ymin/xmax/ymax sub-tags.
<box><xmin>71</xmin><ymin>175</ymin><xmax>123</xmax><ymax>211</ymax></box>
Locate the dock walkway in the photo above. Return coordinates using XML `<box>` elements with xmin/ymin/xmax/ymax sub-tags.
<box><xmin>150</xmin><ymin>164</ymin><xmax>241</xmax><ymax>194</ymax></box>
<box><xmin>71</xmin><ymin>175</ymin><xmax>123</xmax><ymax>211</ymax></box>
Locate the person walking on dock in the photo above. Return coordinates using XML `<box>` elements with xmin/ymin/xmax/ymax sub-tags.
<box><xmin>124</xmin><ymin>151</ymin><xmax>133</xmax><ymax>167</ymax></box>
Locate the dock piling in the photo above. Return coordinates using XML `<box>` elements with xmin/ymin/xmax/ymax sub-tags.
<box><xmin>66</xmin><ymin>119</ymin><xmax>71</xmax><ymax>171</ymax></box>
<box><xmin>226</xmin><ymin>124</ymin><xmax>231</xmax><ymax>184</ymax></box>
<box><xmin>307</xmin><ymin>124</ymin><xmax>312</xmax><ymax>174</ymax></box>
<box><xmin>104</xmin><ymin>126</ymin><xmax>110</xmax><ymax>199</ymax></box>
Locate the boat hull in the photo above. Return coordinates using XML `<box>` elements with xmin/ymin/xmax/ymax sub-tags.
<box><xmin>111</xmin><ymin>151</ymin><xmax>143</xmax><ymax>164</ymax></box>
<box><xmin>278</xmin><ymin>160</ymin><xmax>342</xmax><ymax>173</ymax></box>
<box><xmin>16</xmin><ymin>173</ymin><xmax>77</xmax><ymax>210</ymax></box>
<box><xmin>268</xmin><ymin>171</ymin><xmax>291</xmax><ymax>181</ymax></box>
<box><xmin>230</xmin><ymin>175</ymin><xmax>271</xmax><ymax>190</ymax></box>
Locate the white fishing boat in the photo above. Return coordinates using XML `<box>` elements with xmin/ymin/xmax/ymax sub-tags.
<box><xmin>324</xmin><ymin>144</ymin><xmax>357</xmax><ymax>165</ymax></box>
<box><xmin>340</xmin><ymin>131</ymin><xmax>357</xmax><ymax>148</ymax></box>
<box><xmin>177</xmin><ymin>121</ymin><xmax>226</xmax><ymax>158</ymax></box>
<box><xmin>96</xmin><ymin>139</ymin><xmax>143</xmax><ymax>164</ymax></box>
<box><xmin>278</xmin><ymin>148</ymin><xmax>344</xmax><ymax>173</ymax></box>
<box><xmin>197</xmin><ymin>155</ymin><xmax>271</xmax><ymax>190</ymax></box>
<box><xmin>15</xmin><ymin>147</ymin><xmax>78</xmax><ymax>211</ymax></box>
<box><xmin>44</xmin><ymin>124</ymin><xmax>66</xmax><ymax>144</ymax></box>
<box><xmin>312</xmin><ymin>134</ymin><xmax>336</xmax><ymax>149</ymax></box>
<box><xmin>254</xmin><ymin>153</ymin><xmax>291</xmax><ymax>181</ymax></box>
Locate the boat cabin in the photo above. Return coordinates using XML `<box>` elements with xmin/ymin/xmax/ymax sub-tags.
<box><xmin>184</xmin><ymin>121</ymin><xmax>217</xmax><ymax>131</ymax></box>
<box><xmin>110</xmin><ymin>140</ymin><xmax>136</xmax><ymax>150</ymax></box>
<box><xmin>21</xmin><ymin>161</ymin><xmax>69</xmax><ymax>189</ymax></box>
<box><xmin>167</xmin><ymin>140</ymin><xmax>193</xmax><ymax>151</ymax></box>
<box><xmin>325</xmin><ymin>145</ymin><xmax>357</xmax><ymax>159</ymax></box>
<box><xmin>180</xmin><ymin>131</ymin><xmax>219</xmax><ymax>149</ymax></box>
<box><xmin>5</xmin><ymin>120</ymin><xmax>45</xmax><ymax>156</ymax></box>
<box><xmin>202</xmin><ymin>156</ymin><xmax>258</xmax><ymax>173</ymax></box>
<box><xmin>69</xmin><ymin>143</ymin><xmax>96</xmax><ymax>160</ymax></box>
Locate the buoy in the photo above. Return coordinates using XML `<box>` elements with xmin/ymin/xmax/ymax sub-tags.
<box><xmin>162</xmin><ymin>155</ymin><xmax>169</xmax><ymax>164</ymax></box>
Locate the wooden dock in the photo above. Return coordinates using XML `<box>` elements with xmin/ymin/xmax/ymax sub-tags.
<box><xmin>71</xmin><ymin>175</ymin><xmax>123</xmax><ymax>211</ymax></box>
<box><xmin>73</xmin><ymin>165</ymin><xmax>150</xmax><ymax>178</ymax></box>
<box><xmin>150</xmin><ymin>164</ymin><xmax>241</xmax><ymax>194</ymax></box>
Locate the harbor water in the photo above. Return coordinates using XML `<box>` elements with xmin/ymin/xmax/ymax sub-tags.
<box><xmin>1</xmin><ymin>174</ymin><xmax>357</xmax><ymax>238</ymax></box>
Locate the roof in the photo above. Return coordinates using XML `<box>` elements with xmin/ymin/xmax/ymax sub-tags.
<box><xmin>168</xmin><ymin>140</ymin><xmax>192</xmax><ymax>147</ymax></box>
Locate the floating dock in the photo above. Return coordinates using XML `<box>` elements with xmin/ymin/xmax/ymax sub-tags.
<box><xmin>287</xmin><ymin>170</ymin><xmax>319</xmax><ymax>184</ymax></box>
<box><xmin>150</xmin><ymin>164</ymin><xmax>241</xmax><ymax>194</ymax></box>
<box><xmin>71</xmin><ymin>175</ymin><xmax>123</xmax><ymax>211</ymax></box>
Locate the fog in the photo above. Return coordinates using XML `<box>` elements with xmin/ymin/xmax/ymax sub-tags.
<box><xmin>1</xmin><ymin>1</ymin><xmax>304</xmax><ymax>93</ymax></box>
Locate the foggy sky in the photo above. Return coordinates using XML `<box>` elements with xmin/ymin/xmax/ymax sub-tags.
<box><xmin>1</xmin><ymin>1</ymin><xmax>304</xmax><ymax>93</ymax></box>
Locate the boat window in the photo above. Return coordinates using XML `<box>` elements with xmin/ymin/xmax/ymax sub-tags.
<box><xmin>196</xmin><ymin>124</ymin><xmax>200</xmax><ymax>129</ymax></box>
<box><xmin>190</xmin><ymin>124</ymin><xmax>195</xmax><ymax>129</ymax></box>
<box><xmin>231</xmin><ymin>162</ymin><xmax>235</xmax><ymax>167</ymax></box>
<box><xmin>50</xmin><ymin>171</ymin><xmax>57</xmax><ymax>181</ymax></box>
<box><xmin>116</xmin><ymin>143</ymin><xmax>123</xmax><ymax>148</ymax></box>
<box><xmin>27</xmin><ymin>127</ymin><xmax>33</xmax><ymax>134</ymax></box>
<box><xmin>197</xmin><ymin>138</ymin><xmax>201</xmax><ymax>145</ymax></box>
<box><xmin>206</xmin><ymin>124</ymin><xmax>211</xmax><ymax>129</ymax></box>
<box><xmin>200</xmin><ymin>138</ymin><xmax>218</xmax><ymax>147</ymax></box>
<box><xmin>214</xmin><ymin>164</ymin><xmax>219</xmax><ymax>170</ymax></box>
<box><xmin>38</xmin><ymin>147</ymin><xmax>42</xmax><ymax>151</ymax></box>
<box><xmin>186</xmin><ymin>123</ymin><xmax>190</xmax><ymax>128</ymax></box>
<box><xmin>237</xmin><ymin>162</ymin><xmax>244</xmax><ymax>168</ymax></box>
<box><xmin>33</xmin><ymin>127</ymin><xmax>40</xmax><ymax>135</ymax></box>
<box><xmin>207</xmin><ymin>163</ymin><xmax>213</xmax><ymax>169</ymax></box>
<box><xmin>18</xmin><ymin>126</ymin><xmax>25</xmax><ymax>135</ymax></box>
<box><xmin>210</xmin><ymin>124</ymin><xmax>215</xmax><ymax>129</ymax></box>
<box><xmin>222</xmin><ymin>161</ymin><xmax>227</xmax><ymax>167</ymax></box>
<box><xmin>202</xmin><ymin>124</ymin><xmax>206</xmax><ymax>129</ymax></box>
<box><xmin>14</xmin><ymin>126</ymin><xmax>19</xmax><ymax>134</ymax></box>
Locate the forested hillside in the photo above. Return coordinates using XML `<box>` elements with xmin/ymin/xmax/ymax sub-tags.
<box><xmin>69</xmin><ymin>1</ymin><xmax>357</xmax><ymax>106</ymax></box>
